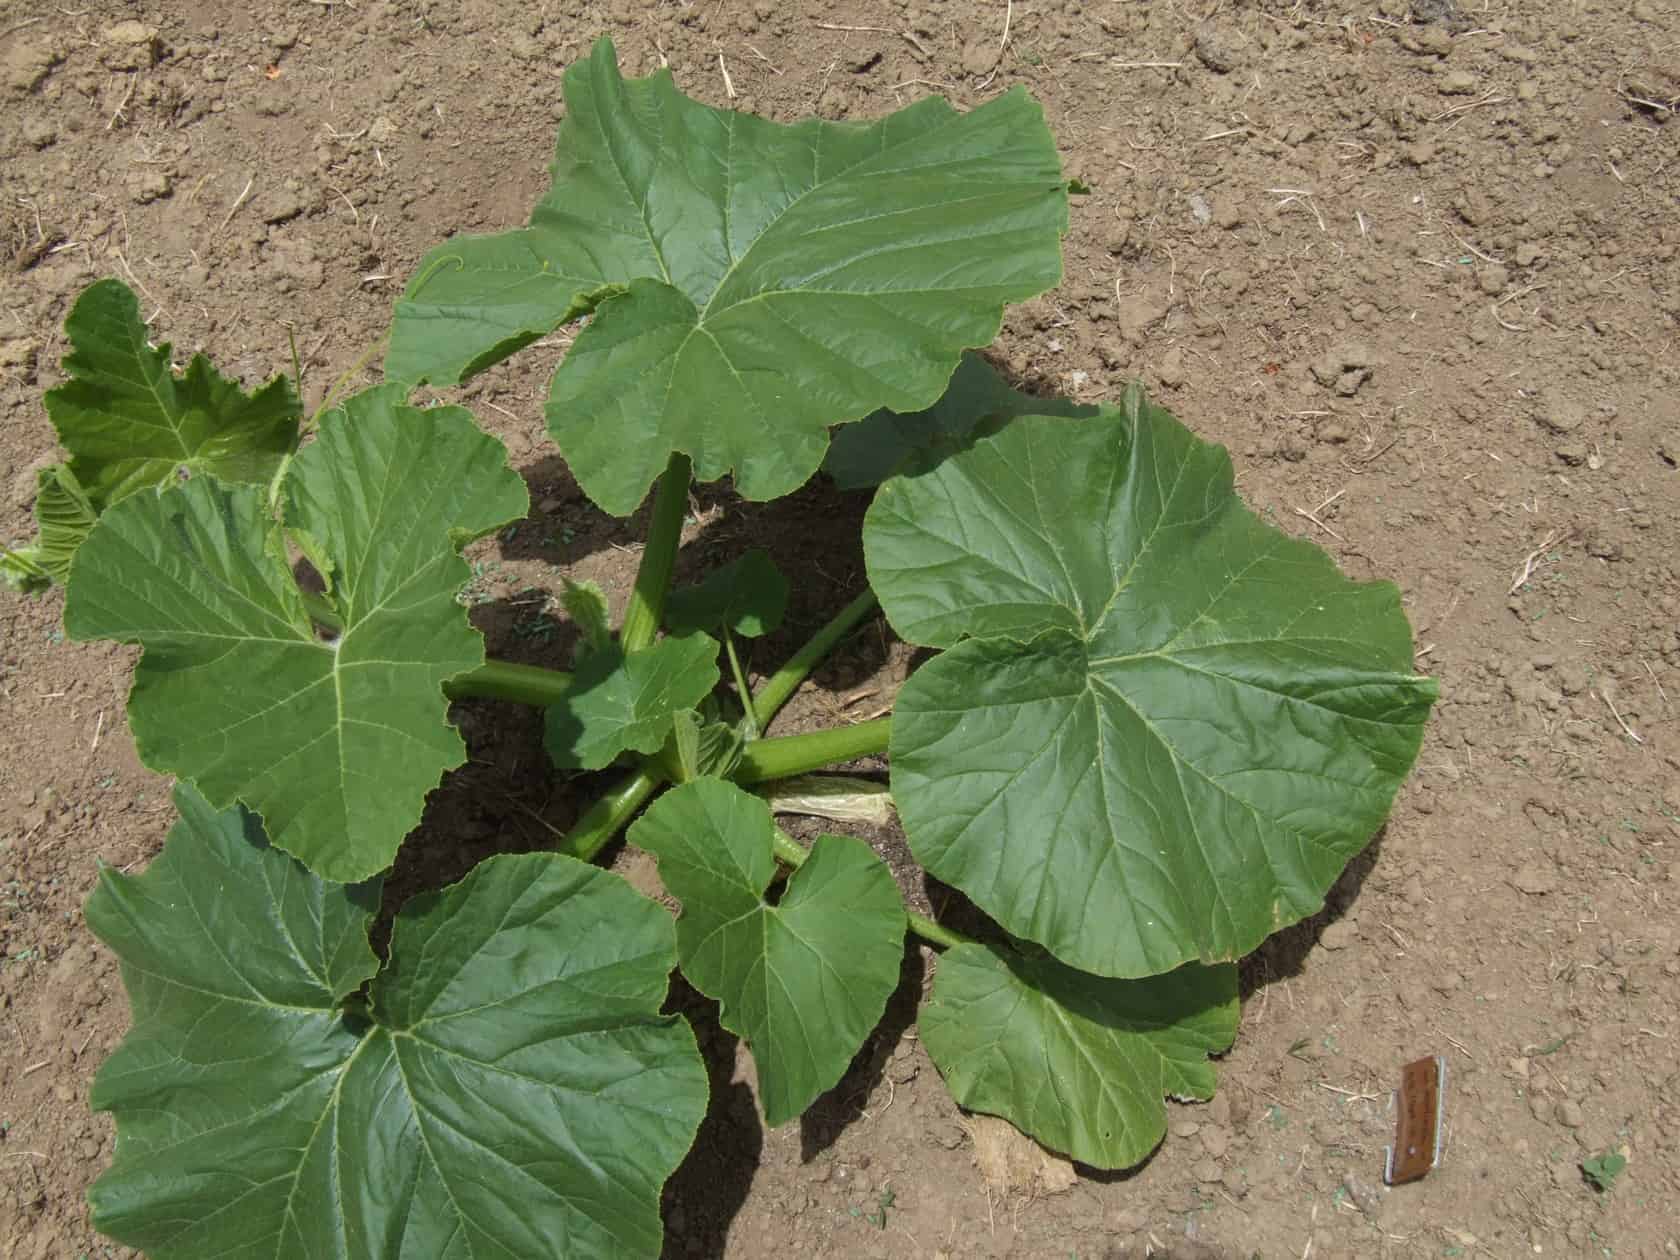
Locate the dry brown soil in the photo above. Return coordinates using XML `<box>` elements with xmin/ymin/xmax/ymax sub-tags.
<box><xmin>3</xmin><ymin>1</ymin><xmax>1679</xmax><ymax>1257</ymax></box>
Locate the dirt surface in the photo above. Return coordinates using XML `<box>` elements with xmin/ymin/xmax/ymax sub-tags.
<box><xmin>3</xmin><ymin>1</ymin><xmax>1679</xmax><ymax>1257</ymax></box>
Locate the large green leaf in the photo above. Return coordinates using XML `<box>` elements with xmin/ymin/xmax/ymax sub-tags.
<box><xmin>864</xmin><ymin>392</ymin><xmax>1438</xmax><ymax>978</ymax></box>
<box><xmin>629</xmin><ymin>779</ymin><xmax>904</xmax><ymax>1126</ymax></box>
<box><xmin>823</xmin><ymin>351</ymin><xmax>1101</xmax><ymax>490</ymax></box>
<box><xmin>64</xmin><ymin>383</ymin><xmax>527</xmax><ymax>883</ymax></box>
<box><xmin>545</xmin><ymin>632</ymin><xmax>720</xmax><ymax>771</ymax></box>
<box><xmin>88</xmin><ymin>785</ymin><xmax>706</xmax><ymax>1259</ymax></box>
<box><xmin>920</xmin><ymin>944</ymin><xmax>1238</xmax><ymax>1169</ymax></box>
<box><xmin>6</xmin><ymin>279</ymin><xmax>299</xmax><ymax>588</ymax></box>
<box><xmin>387</xmin><ymin>37</ymin><xmax>1067</xmax><ymax>515</ymax></box>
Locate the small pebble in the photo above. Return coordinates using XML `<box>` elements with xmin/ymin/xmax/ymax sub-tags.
<box><xmin>1479</xmin><ymin>265</ymin><xmax>1510</xmax><ymax>296</ymax></box>
<box><xmin>1156</xmin><ymin>347</ymin><xmax>1186</xmax><ymax>389</ymax></box>
<box><xmin>1555</xmin><ymin>442</ymin><xmax>1588</xmax><ymax>466</ymax></box>
<box><xmin>1512</xmin><ymin>865</ymin><xmax>1558</xmax><ymax>895</ymax></box>
<box><xmin>1342</xmin><ymin>1173</ymin><xmax>1384</xmax><ymax>1219</ymax></box>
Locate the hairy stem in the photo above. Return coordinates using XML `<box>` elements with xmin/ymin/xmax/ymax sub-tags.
<box><xmin>723</xmin><ymin>630</ymin><xmax>759</xmax><ymax>737</ymax></box>
<box><xmin>309</xmin><ymin>335</ymin><xmax>389</xmax><ymax>432</ymax></box>
<box><xmin>770</xmin><ymin>827</ymin><xmax>970</xmax><ymax>951</ymax></box>
<box><xmin>558</xmin><ymin>766</ymin><xmax>664</xmax><ymax>862</ymax></box>
<box><xmin>619</xmin><ymin>452</ymin><xmax>692</xmax><ymax>654</ymax></box>
<box><xmin>752</xmin><ymin>589</ymin><xmax>879</xmax><ymax>731</ymax></box>
<box><xmin>733</xmin><ymin>717</ymin><xmax>891</xmax><ymax>783</ymax></box>
<box><xmin>286</xmin><ymin>324</ymin><xmax>303</xmax><ymax>409</ymax></box>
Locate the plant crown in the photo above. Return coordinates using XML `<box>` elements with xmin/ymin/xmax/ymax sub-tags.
<box><xmin>4</xmin><ymin>38</ymin><xmax>1436</xmax><ymax>1260</ymax></box>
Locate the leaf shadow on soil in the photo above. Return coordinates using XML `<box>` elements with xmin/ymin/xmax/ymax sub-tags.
<box><xmin>1238</xmin><ymin>828</ymin><xmax>1386</xmax><ymax>1002</ymax></box>
<box><xmin>653</xmin><ymin>945</ymin><xmax>929</xmax><ymax>1255</ymax></box>
<box><xmin>658</xmin><ymin>977</ymin><xmax>764</xmax><ymax>1260</ymax></box>
<box><xmin>794</xmin><ymin>943</ymin><xmax>928</xmax><ymax>1163</ymax></box>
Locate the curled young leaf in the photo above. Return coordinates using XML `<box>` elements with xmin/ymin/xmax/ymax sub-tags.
<box><xmin>7</xmin><ymin>278</ymin><xmax>299</xmax><ymax>587</ymax></box>
<box><xmin>561</xmin><ymin>576</ymin><xmax>613</xmax><ymax>660</ymax></box>
<box><xmin>88</xmin><ymin>785</ymin><xmax>707</xmax><ymax>1260</ymax></box>
<box><xmin>865</xmin><ymin>391</ymin><xmax>1437</xmax><ymax>978</ymax></box>
<box><xmin>3</xmin><ymin>464</ymin><xmax>96</xmax><ymax>591</ymax></box>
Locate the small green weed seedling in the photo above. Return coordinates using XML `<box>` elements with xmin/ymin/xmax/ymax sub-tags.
<box><xmin>1582</xmin><ymin>1151</ymin><xmax>1626</xmax><ymax>1193</ymax></box>
<box><xmin>5</xmin><ymin>39</ymin><xmax>1435</xmax><ymax>1259</ymax></box>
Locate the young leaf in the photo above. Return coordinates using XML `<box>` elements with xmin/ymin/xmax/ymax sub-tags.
<box><xmin>388</xmin><ymin>37</ymin><xmax>1068</xmax><ymax>515</ymax></box>
<box><xmin>9</xmin><ymin>280</ymin><xmax>300</xmax><ymax>586</ymax></box>
<box><xmin>0</xmin><ymin>543</ymin><xmax>50</xmax><ymax>593</ymax></box>
<box><xmin>629</xmin><ymin>779</ymin><xmax>905</xmax><ymax>1127</ymax></box>
<box><xmin>88</xmin><ymin>785</ymin><xmax>707</xmax><ymax>1260</ymax></box>
<box><xmin>823</xmin><ymin>350</ymin><xmax>1102</xmax><ymax>491</ymax></box>
<box><xmin>659</xmin><ymin>709</ymin><xmax>746</xmax><ymax>783</ymax></box>
<box><xmin>3</xmin><ymin>464</ymin><xmax>96</xmax><ymax>590</ymax></box>
<box><xmin>561</xmin><ymin>576</ymin><xmax>614</xmax><ymax>659</ymax></box>
<box><xmin>545</xmin><ymin>632</ymin><xmax>720</xmax><ymax>770</ymax></box>
<box><xmin>51</xmin><ymin>278</ymin><xmax>300</xmax><ymax>498</ymax></box>
<box><xmin>665</xmin><ymin>548</ymin><xmax>789</xmax><ymax>638</ymax></box>
<box><xmin>919</xmin><ymin>944</ymin><xmax>1238</xmax><ymax>1170</ymax></box>
<box><xmin>864</xmin><ymin>393</ymin><xmax>1438</xmax><ymax>978</ymax></box>
<box><xmin>64</xmin><ymin>383</ymin><xmax>527</xmax><ymax>883</ymax></box>
<box><xmin>1582</xmin><ymin>1151</ymin><xmax>1626</xmax><ymax>1193</ymax></box>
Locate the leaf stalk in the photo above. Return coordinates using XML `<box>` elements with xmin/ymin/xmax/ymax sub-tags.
<box><xmin>619</xmin><ymin>452</ymin><xmax>692</xmax><ymax>653</ymax></box>
<box><xmin>752</xmin><ymin>589</ymin><xmax>879</xmax><ymax>730</ymax></box>
<box><xmin>723</xmin><ymin>630</ymin><xmax>759</xmax><ymax>737</ymax></box>
<box><xmin>558</xmin><ymin>766</ymin><xmax>664</xmax><ymax>862</ymax></box>
<box><xmin>734</xmin><ymin>717</ymin><xmax>891</xmax><ymax>783</ymax></box>
<box><xmin>445</xmin><ymin>659</ymin><xmax>575</xmax><ymax>707</ymax></box>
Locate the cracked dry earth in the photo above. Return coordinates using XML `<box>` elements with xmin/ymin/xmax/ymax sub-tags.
<box><xmin>2</xmin><ymin>1</ymin><xmax>1679</xmax><ymax>1257</ymax></box>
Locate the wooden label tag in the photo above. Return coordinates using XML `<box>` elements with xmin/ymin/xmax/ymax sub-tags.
<box><xmin>1384</xmin><ymin>1054</ymin><xmax>1447</xmax><ymax>1185</ymax></box>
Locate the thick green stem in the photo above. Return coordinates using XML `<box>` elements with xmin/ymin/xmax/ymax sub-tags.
<box><xmin>904</xmin><ymin>911</ymin><xmax>969</xmax><ymax>951</ymax></box>
<box><xmin>619</xmin><ymin>452</ymin><xmax>692</xmax><ymax>654</ymax></box>
<box><xmin>734</xmin><ymin>717</ymin><xmax>891</xmax><ymax>783</ymax></box>
<box><xmin>554</xmin><ymin>717</ymin><xmax>889</xmax><ymax>868</ymax></box>
<box><xmin>753</xmin><ymin>589</ymin><xmax>879</xmax><ymax>730</ymax></box>
<box><xmin>445</xmin><ymin>660</ymin><xmax>573</xmax><ymax>706</ymax></box>
<box><xmin>770</xmin><ymin>826</ymin><xmax>969</xmax><ymax>950</ymax></box>
<box><xmin>557</xmin><ymin>766</ymin><xmax>663</xmax><ymax>862</ymax></box>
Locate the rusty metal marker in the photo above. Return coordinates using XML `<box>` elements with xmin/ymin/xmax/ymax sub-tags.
<box><xmin>1384</xmin><ymin>1055</ymin><xmax>1448</xmax><ymax>1185</ymax></box>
